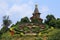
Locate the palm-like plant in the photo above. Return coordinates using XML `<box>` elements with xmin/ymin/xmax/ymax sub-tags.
<box><xmin>1</xmin><ymin>16</ymin><xmax>12</xmax><ymax>32</ymax></box>
<box><xmin>3</xmin><ymin>16</ymin><xmax>12</xmax><ymax>27</ymax></box>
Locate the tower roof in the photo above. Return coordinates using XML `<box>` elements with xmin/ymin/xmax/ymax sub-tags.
<box><xmin>34</xmin><ymin>4</ymin><xmax>39</xmax><ymax>13</ymax></box>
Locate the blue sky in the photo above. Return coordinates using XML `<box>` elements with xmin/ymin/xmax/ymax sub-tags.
<box><xmin>0</xmin><ymin>0</ymin><xmax>60</xmax><ymax>29</ymax></box>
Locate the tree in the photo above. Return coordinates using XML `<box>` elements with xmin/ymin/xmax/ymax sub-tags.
<box><xmin>3</xmin><ymin>16</ymin><xmax>12</xmax><ymax>27</ymax></box>
<box><xmin>56</xmin><ymin>18</ymin><xmax>60</xmax><ymax>28</ymax></box>
<box><xmin>44</xmin><ymin>14</ymin><xmax>56</xmax><ymax>27</ymax></box>
<box><xmin>20</xmin><ymin>17</ymin><xmax>30</xmax><ymax>23</ymax></box>
<box><xmin>45</xmin><ymin>15</ymin><xmax>56</xmax><ymax>23</ymax></box>
<box><xmin>1</xmin><ymin>16</ymin><xmax>12</xmax><ymax>33</ymax></box>
<box><xmin>49</xmin><ymin>19</ymin><xmax>56</xmax><ymax>27</ymax></box>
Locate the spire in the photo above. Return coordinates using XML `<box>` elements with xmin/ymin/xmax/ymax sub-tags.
<box><xmin>35</xmin><ymin>4</ymin><xmax>38</xmax><ymax>8</ymax></box>
<box><xmin>34</xmin><ymin>4</ymin><xmax>39</xmax><ymax>13</ymax></box>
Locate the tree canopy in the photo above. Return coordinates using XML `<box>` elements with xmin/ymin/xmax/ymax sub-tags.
<box><xmin>20</xmin><ymin>17</ymin><xmax>30</xmax><ymax>23</ymax></box>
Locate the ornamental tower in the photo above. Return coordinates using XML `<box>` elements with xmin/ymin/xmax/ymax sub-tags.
<box><xmin>30</xmin><ymin>4</ymin><xmax>43</xmax><ymax>23</ymax></box>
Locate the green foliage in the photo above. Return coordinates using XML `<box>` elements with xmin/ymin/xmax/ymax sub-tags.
<box><xmin>20</xmin><ymin>32</ymin><xmax>24</xmax><ymax>37</ymax></box>
<box><xmin>49</xmin><ymin>19</ymin><xmax>56</xmax><ymax>28</ymax></box>
<box><xmin>44</xmin><ymin>14</ymin><xmax>60</xmax><ymax>28</ymax></box>
<box><xmin>23</xmin><ymin>26</ymin><xmax>30</xmax><ymax>33</ymax></box>
<box><xmin>11</xmin><ymin>24</ymin><xmax>19</xmax><ymax>30</ymax></box>
<box><xmin>1</xmin><ymin>26</ymin><xmax>9</xmax><ymax>33</ymax></box>
<box><xmin>46</xmin><ymin>14</ymin><xmax>56</xmax><ymax>21</ymax></box>
<box><xmin>1</xmin><ymin>31</ymin><xmax>12</xmax><ymax>40</ymax></box>
<box><xmin>31</xmin><ymin>18</ymin><xmax>42</xmax><ymax>24</ymax></box>
<box><xmin>32</xmin><ymin>26</ymin><xmax>40</xmax><ymax>33</ymax></box>
<box><xmin>45</xmin><ymin>14</ymin><xmax>56</xmax><ymax>24</ymax></box>
<box><xmin>56</xmin><ymin>18</ymin><xmax>60</xmax><ymax>28</ymax></box>
<box><xmin>3</xmin><ymin>16</ymin><xmax>12</xmax><ymax>27</ymax></box>
<box><xmin>1</xmin><ymin>14</ymin><xmax>60</xmax><ymax>40</ymax></box>
<box><xmin>47</xmin><ymin>29</ymin><xmax>60</xmax><ymax>40</ymax></box>
<box><xmin>0</xmin><ymin>30</ymin><xmax>2</xmax><ymax>39</ymax></box>
<box><xmin>20</xmin><ymin>17</ymin><xmax>30</xmax><ymax>23</ymax></box>
<box><xmin>35</xmin><ymin>37</ymin><xmax>42</xmax><ymax>40</ymax></box>
<box><xmin>31</xmin><ymin>18</ymin><xmax>38</xmax><ymax>23</ymax></box>
<box><xmin>1</xmin><ymin>16</ymin><xmax>12</xmax><ymax>33</ymax></box>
